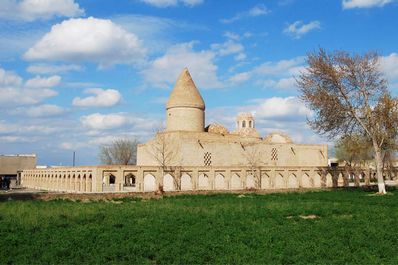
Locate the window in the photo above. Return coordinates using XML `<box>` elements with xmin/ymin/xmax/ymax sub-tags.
<box><xmin>204</xmin><ymin>152</ymin><xmax>212</xmax><ymax>166</ymax></box>
<box><xmin>249</xmin><ymin>121</ymin><xmax>252</xmax><ymax>128</ymax></box>
<box><xmin>109</xmin><ymin>174</ymin><xmax>116</xmax><ymax>184</ymax></box>
<box><xmin>242</xmin><ymin>121</ymin><xmax>246</xmax><ymax>128</ymax></box>
<box><xmin>271</xmin><ymin>148</ymin><xmax>278</xmax><ymax>161</ymax></box>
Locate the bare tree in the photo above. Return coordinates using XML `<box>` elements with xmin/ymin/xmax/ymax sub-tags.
<box><xmin>335</xmin><ymin>134</ymin><xmax>373</xmax><ymax>168</ymax></box>
<box><xmin>243</xmin><ymin>143</ymin><xmax>263</xmax><ymax>189</ymax></box>
<box><xmin>297</xmin><ymin>48</ymin><xmax>398</xmax><ymax>194</ymax></box>
<box><xmin>98</xmin><ymin>138</ymin><xmax>139</xmax><ymax>165</ymax></box>
<box><xmin>148</xmin><ymin>132</ymin><xmax>180</xmax><ymax>190</ymax></box>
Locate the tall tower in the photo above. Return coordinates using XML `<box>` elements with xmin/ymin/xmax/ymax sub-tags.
<box><xmin>234</xmin><ymin>113</ymin><xmax>260</xmax><ymax>138</ymax></box>
<box><xmin>166</xmin><ymin>68</ymin><xmax>205</xmax><ymax>132</ymax></box>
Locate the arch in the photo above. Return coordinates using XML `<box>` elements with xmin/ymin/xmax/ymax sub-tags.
<box><xmin>313</xmin><ymin>173</ymin><xmax>322</xmax><ymax>188</ymax></box>
<box><xmin>249</xmin><ymin>120</ymin><xmax>252</xmax><ymax>128</ymax></box>
<box><xmin>337</xmin><ymin>173</ymin><xmax>344</xmax><ymax>187</ymax></box>
<box><xmin>287</xmin><ymin>173</ymin><xmax>299</xmax><ymax>189</ymax></box>
<box><xmin>81</xmin><ymin>174</ymin><xmax>86</xmax><ymax>192</ymax></box>
<box><xmin>326</xmin><ymin>173</ymin><xmax>333</xmax><ymax>187</ymax></box>
<box><xmin>301</xmin><ymin>173</ymin><xmax>312</xmax><ymax>188</ymax></box>
<box><xmin>163</xmin><ymin>174</ymin><xmax>175</xmax><ymax>191</ymax></box>
<box><xmin>198</xmin><ymin>173</ymin><xmax>209</xmax><ymax>190</ymax></box>
<box><xmin>230</xmin><ymin>173</ymin><xmax>242</xmax><ymax>190</ymax></box>
<box><xmin>246</xmin><ymin>174</ymin><xmax>256</xmax><ymax>189</ymax></box>
<box><xmin>181</xmin><ymin>173</ymin><xmax>192</xmax><ymax>191</ymax></box>
<box><xmin>215</xmin><ymin>173</ymin><xmax>226</xmax><ymax>190</ymax></box>
<box><xmin>144</xmin><ymin>174</ymin><xmax>156</xmax><ymax>192</ymax></box>
<box><xmin>274</xmin><ymin>173</ymin><xmax>285</xmax><ymax>189</ymax></box>
<box><xmin>87</xmin><ymin>174</ymin><xmax>93</xmax><ymax>192</ymax></box>
<box><xmin>242</xmin><ymin>120</ymin><xmax>246</xmax><ymax>128</ymax></box>
<box><xmin>261</xmin><ymin>173</ymin><xmax>270</xmax><ymax>189</ymax></box>
<box><xmin>124</xmin><ymin>173</ymin><xmax>136</xmax><ymax>187</ymax></box>
<box><xmin>76</xmin><ymin>174</ymin><xmax>81</xmax><ymax>192</ymax></box>
<box><xmin>109</xmin><ymin>174</ymin><xmax>116</xmax><ymax>185</ymax></box>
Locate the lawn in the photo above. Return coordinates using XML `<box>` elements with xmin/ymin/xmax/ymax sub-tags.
<box><xmin>0</xmin><ymin>189</ymin><xmax>397</xmax><ymax>264</ymax></box>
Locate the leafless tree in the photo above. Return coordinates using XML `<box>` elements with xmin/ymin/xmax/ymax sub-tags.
<box><xmin>98</xmin><ymin>138</ymin><xmax>139</xmax><ymax>165</ymax></box>
<box><xmin>297</xmin><ymin>48</ymin><xmax>398</xmax><ymax>194</ymax></box>
<box><xmin>148</xmin><ymin>132</ymin><xmax>180</xmax><ymax>190</ymax></box>
<box><xmin>243</xmin><ymin>143</ymin><xmax>263</xmax><ymax>189</ymax></box>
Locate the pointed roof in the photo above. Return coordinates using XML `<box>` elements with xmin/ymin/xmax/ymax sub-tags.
<box><xmin>166</xmin><ymin>68</ymin><xmax>205</xmax><ymax>110</ymax></box>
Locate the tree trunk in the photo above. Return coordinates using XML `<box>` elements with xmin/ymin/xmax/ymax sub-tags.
<box><xmin>373</xmin><ymin>140</ymin><xmax>387</xmax><ymax>194</ymax></box>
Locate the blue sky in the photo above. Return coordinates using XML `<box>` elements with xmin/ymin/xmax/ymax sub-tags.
<box><xmin>1</xmin><ymin>0</ymin><xmax>398</xmax><ymax>166</ymax></box>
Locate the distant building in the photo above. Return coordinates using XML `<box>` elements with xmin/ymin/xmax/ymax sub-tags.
<box><xmin>0</xmin><ymin>154</ymin><xmax>36</xmax><ymax>188</ymax></box>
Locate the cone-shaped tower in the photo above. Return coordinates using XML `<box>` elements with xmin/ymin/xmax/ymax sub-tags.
<box><xmin>166</xmin><ymin>68</ymin><xmax>205</xmax><ymax>132</ymax></box>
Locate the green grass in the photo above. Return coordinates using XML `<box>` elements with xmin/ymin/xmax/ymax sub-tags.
<box><xmin>0</xmin><ymin>190</ymin><xmax>397</xmax><ymax>264</ymax></box>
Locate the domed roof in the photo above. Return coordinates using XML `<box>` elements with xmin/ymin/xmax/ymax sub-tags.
<box><xmin>263</xmin><ymin>132</ymin><xmax>293</xmax><ymax>144</ymax></box>
<box><xmin>205</xmin><ymin>123</ymin><xmax>229</xmax><ymax>135</ymax></box>
<box><xmin>166</xmin><ymin>68</ymin><xmax>205</xmax><ymax>110</ymax></box>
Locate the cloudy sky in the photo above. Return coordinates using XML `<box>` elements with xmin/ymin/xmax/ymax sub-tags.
<box><xmin>1</xmin><ymin>0</ymin><xmax>398</xmax><ymax>166</ymax></box>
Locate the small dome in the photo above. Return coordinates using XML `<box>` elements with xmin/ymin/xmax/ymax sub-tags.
<box><xmin>263</xmin><ymin>132</ymin><xmax>293</xmax><ymax>144</ymax></box>
<box><xmin>166</xmin><ymin>68</ymin><xmax>205</xmax><ymax>110</ymax></box>
<box><xmin>205</xmin><ymin>123</ymin><xmax>229</xmax><ymax>135</ymax></box>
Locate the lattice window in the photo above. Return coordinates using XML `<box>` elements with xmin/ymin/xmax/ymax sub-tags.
<box><xmin>271</xmin><ymin>148</ymin><xmax>278</xmax><ymax>161</ymax></box>
<box><xmin>204</xmin><ymin>152</ymin><xmax>212</xmax><ymax>166</ymax></box>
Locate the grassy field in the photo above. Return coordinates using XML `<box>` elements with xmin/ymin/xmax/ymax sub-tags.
<box><xmin>0</xmin><ymin>189</ymin><xmax>397</xmax><ymax>264</ymax></box>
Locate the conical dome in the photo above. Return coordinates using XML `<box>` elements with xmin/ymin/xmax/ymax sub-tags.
<box><xmin>166</xmin><ymin>68</ymin><xmax>205</xmax><ymax>110</ymax></box>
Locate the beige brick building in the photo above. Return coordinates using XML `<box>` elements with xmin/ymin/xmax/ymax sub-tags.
<box><xmin>23</xmin><ymin>68</ymin><xmax>356</xmax><ymax>193</ymax></box>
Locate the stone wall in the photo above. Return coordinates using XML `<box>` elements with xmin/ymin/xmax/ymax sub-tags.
<box><xmin>137</xmin><ymin>131</ymin><xmax>328</xmax><ymax>167</ymax></box>
<box><xmin>21</xmin><ymin>165</ymin><xmax>375</xmax><ymax>193</ymax></box>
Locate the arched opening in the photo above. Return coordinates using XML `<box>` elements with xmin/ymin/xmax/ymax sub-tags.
<box><xmin>109</xmin><ymin>174</ymin><xmax>116</xmax><ymax>185</ymax></box>
<box><xmin>246</xmin><ymin>174</ymin><xmax>256</xmax><ymax>189</ymax></box>
<box><xmin>198</xmin><ymin>173</ymin><xmax>209</xmax><ymax>190</ymax></box>
<box><xmin>144</xmin><ymin>174</ymin><xmax>156</xmax><ymax>192</ymax></box>
<box><xmin>163</xmin><ymin>174</ymin><xmax>175</xmax><ymax>191</ymax></box>
<box><xmin>249</xmin><ymin>120</ymin><xmax>252</xmax><ymax>128</ymax></box>
<box><xmin>326</xmin><ymin>173</ymin><xmax>333</xmax><ymax>187</ymax></box>
<box><xmin>215</xmin><ymin>173</ymin><xmax>226</xmax><ymax>190</ymax></box>
<box><xmin>287</xmin><ymin>173</ymin><xmax>299</xmax><ymax>189</ymax></box>
<box><xmin>274</xmin><ymin>173</ymin><xmax>285</xmax><ymax>189</ymax></box>
<box><xmin>261</xmin><ymin>173</ymin><xmax>270</xmax><ymax>189</ymax></box>
<box><xmin>337</xmin><ymin>173</ymin><xmax>344</xmax><ymax>187</ymax></box>
<box><xmin>230</xmin><ymin>173</ymin><xmax>241</xmax><ymax>190</ymax></box>
<box><xmin>301</xmin><ymin>173</ymin><xmax>312</xmax><ymax>188</ymax></box>
<box><xmin>124</xmin><ymin>174</ymin><xmax>136</xmax><ymax>187</ymax></box>
<box><xmin>181</xmin><ymin>173</ymin><xmax>192</xmax><ymax>191</ymax></box>
<box><xmin>313</xmin><ymin>173</ymin><xmax>322</xmax><ymax>187</ymax></box>
<box><xmin>242</xmin><ymin>120</ymin><xmax>246</xmax><ymax>128</ymax></box>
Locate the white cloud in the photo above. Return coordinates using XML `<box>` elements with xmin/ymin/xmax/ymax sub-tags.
<box><xmin>27</xmin><ymin>64</ymin><xmax>82</xmax><ymax>74</ymax></box>
<box><xmin>73</xmin><ymin>88</ymin><xmax>122</xmax><ymax>108</ymax></box>
<box><xmin>25</xmin><ymin>104</ymin><xmax>65</xmax><ymax>117</ymax></box>
<box><xmin>80</xmin><ymin>113</ymin><xmax>159</xmax><ymax>132</ymax></box>
<box><xmin>380</xmin><ymin>53</ymin><xmax>398</xmax><ymax>89</ymax></box>
<box><xmin>24</xmin><ymin>17</ymin><xmax>147</xmax><ymax>68</ymax></box>
<box><xmin>0</xmin><ymin>0</ymin><xmax>84</xmax><ymax>21</ymax></box>
<box><xmin>250</xmin><ymin>97</ymin><xmax>311</xmax><ymax>120</ymax></box>
<box><xmin>211</xmin><ymin>40</ymin><xmax>245</xmax><ymax>56</ymax></box>
<box><xmin>342</xmin><ymin>0</ymin><xmax>394</xmax><ymax>9</ymax></box>
<box><xmin>0</xmin><ymin>68</ymin><xmax>58</xmax><ymax>106</ymax></box>
<box><xmin>140</xmin><ymin>0</ymin><xmax>203</xmax><ymax>7</ymax></box>
<box><xmin>25</xmin><ymin>75</ymin><xmax>61</xmax><ymax>88</ymax></box>
<box><xmin>221</xmin><ymin>4</ymin><xmax>269</xmax><ymax>24</ymax></box>
<box><xmin>284</xmin><ymin>20</ymin><xmax>321</xmax><ymax>39</ymax></box>
<box><xmin>254</xmin><ymin>57</ymin><xmax>305</xmax><ymax>76</ymax></box>
<box><xmin>80</xmin><ymin>113</ymin><xmax>129</xmax><ymax>130</ymax></box>
<box><xmin>141</xmin><ymin>42</ymin><xmax>222</xmax><ymax>89</ymax></box>
<box><xmin>229</xmin><ymin>72</ymin><xmax>251</xmax><ymax>83</ymax></box>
